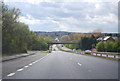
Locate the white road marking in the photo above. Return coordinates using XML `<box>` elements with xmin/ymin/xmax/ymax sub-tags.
<box><xmin>29</xmin><ymin>63</ymin><xmax>33</xmax><ymax>66</ymax></box>
<box><xmin>0</xmin><ymin>79</ymin><xmax>2</xmax><ymax>81</ymax></box>
<box><xmin>38</xmin><ymin>56</ymin><xmax>46</xmax><ymax>61</ymax></box>
<box><xmin>32</xmin><ymin>61</ymin><xmax>37</xmax><ymax>64</ymax></box>
<box><xmin>7</xmin><ymin>73</ymin><xmax>15</xmax><ymax>77</ymax></box>
<box><xmin>39</xmin><ymin>58</ymin><xmax>43</xmax><ymax>60</ymax></box>
<box><xmin>78</xmin><ymin>63</ymin><xmax>82</xmax><ymax>66</ymax></box>
<box><xmin>17</xmin><ymin>68</ymin><xmax>24</xmax><ymax>72</ymax></box>
<box><xmin>24</xmin><ymin>66</ymin><xmax>29</xmax><ymax>68</ymax></box>
<box><xmin>35</xmin><ymin>60</ymin><xmax>39</xmax><ymax>63</ymax></box>
<box><xmin>34</xmin><ymin>54</ymin><xmax>49</xmax><ymax>64</ymax></box>
<box><xmin>6</xmin><ymin>54</ymin><xmax>50</xmax><ymax>78</ymax></box>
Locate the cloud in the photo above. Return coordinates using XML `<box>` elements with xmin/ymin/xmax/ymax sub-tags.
<box><xmin>4</xmin><ymin>0</ymin><xmax>118</xmax><ymax>33</ymax></box>
<box><xmin>85</xmin><ymin>13</ymin><xmax>117</xmax><ymax>24</ymax></box>
<box><xmin>19</xmin><ymin>14</ymin><xmax>42</xmax><ymax>25</ymax></box>
<box><xmin>4</xmin><ymin>0</ymin><xmax>120</xmax><ymax>3</ymax></box>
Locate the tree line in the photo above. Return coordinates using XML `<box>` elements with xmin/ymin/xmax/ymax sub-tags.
<box><xmin>96</xmin><ymin>41</ymin><xmax>120</xmax><ymax>53</ymax></box>
<box><xmin>2</xmin><ymin>3</ymin><xmax>53</xmax><ymax>54</ymax></box>
<box><xmin>64</xmin><ymin>35</ymin><xmax>98</xmax><ymax>50</ymax></box>
<box><xmin>64</xmin><ymin>34</ymin><xmax>120</xmax><ymax>53</ymax></box>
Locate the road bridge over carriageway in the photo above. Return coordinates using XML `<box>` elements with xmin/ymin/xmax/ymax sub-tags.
<box><xmin>47</xmin><ymin>42</ymin><xmax>80</xmax><ymax>52</ymax></box>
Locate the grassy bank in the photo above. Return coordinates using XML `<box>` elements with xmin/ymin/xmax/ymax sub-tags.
<box><xmin>57</xmin><ymin>45</ymin><xmax>119</xmax><ymax>61</ymax></box>
<box><xmin>2</xmin><ymin>50</ymin><xmax>50</xmax><ymax>57</ymax></box>
<box><xmin>80</xmin><ymin>53</ymin><xmax>119</xmax><ymax>61</ymax></box>
<box><xmin>27</xmin><ymin>50</ymin><xmax>50</xmax><ymax>53</ymax></box>
<box><xmin>56</xmin><ymin>45</ymin><xmax>74</xmax><ymax>53</ymax></box>
<box><xmin>2</xmin><ymin>53</ymin><xmax>26</xmax><ymax>57</ymax></box>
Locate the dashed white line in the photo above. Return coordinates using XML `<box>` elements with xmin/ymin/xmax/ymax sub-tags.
<box><xmin>78</xmin><ymin>63</ymin><xmax>82</xmax><ymax>66</ymax></box>
<box><xmin>17</xmin><ymin>68</ymin><xmax>24</xmax><ymax>72</ymax></box>
<box><xmin>39</xmin><ymin>58</ymin><xmax>43</xmax><ymax>60</ymax></box>
<box><xmin>6</xmin><ymin>54</ymin><xmax>50</xmax><ymax>78</ymax></box>
<box><xmin>39</xmin><ymin>57</ymin><xmax>45</xmax><ymax>61</ymax></box>
<box><xmin>29</xmin><ymin>63</ymin><xmax>33</xmax><ymax>66</ymax></box>
<box><xmin>34</xmin><ymin>60</ymin><xmax>39</xmax><ymax>63</ymax></box>
<box><xmin>7</xmin><ymin>73</ymin><xmax>15</xmax><ymax>77</ymax></box>
<box><xmin>24</xmin><ymin>65</ymin><xmax>29</xmax><ymax>68</ymax></box>
<box><xmin>28</xmin><ymin>54</ymin><xmax>49</xmax><ymax>66</ymax></box>
<box><xmin>32</xmin><ymin>61</ymin><xmax>37</xmax><ymax>64</ymax></box>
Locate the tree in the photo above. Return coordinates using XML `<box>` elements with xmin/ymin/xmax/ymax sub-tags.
<box><xmin>96</xmin><ymin>42</ymin><xmax>106</xmax><ymax>52</ymax></box>
<box><xmin>2</xmin><ymin>3</ymin><xmax>21</xmax><ymax>53</ymax></box>
<box><xmin>112</xmin><ymin>41</ymin><xmax>120</xmax><ymax>53</ymax></box>
<box><xmin>105</xmin><ymin>41</ymin><xmax>114</xmax><ymax>52</ymax></box>
<box><xmin>2</xmin><ymin>3</ymin><xmax>20</xmax><ymax>31</ymax></box>
<box><xmin>96</xmin><ymin>41</ymin><xmax>120</xmax><ymax>53</ymax></box>
<box><xmin>2</xmin><ymin>3</ymin><xmax>50</xmax><ymax>54</ymax></box>
<box><xmin>78</xmin><ymin>36</ymin><xmax>97</xmax><ymax>50</ymax></box>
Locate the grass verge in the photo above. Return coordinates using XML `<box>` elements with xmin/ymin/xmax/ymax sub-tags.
<box><xmin>56</xmin><ymin>45</ymin><xmax>74</xmax><ymax>53</ymax></box>
<box><xmin>27</xmin><ymin>50</ymin><xmax>50</xmax><ymax>53</ymax></box>
<box><xmin>81</xmin><ymin>53</ymin><xmax>119</xmax><ymax>61</ymax></box>
<box><xmin>2</xmin><ymin>53</ymin><xmax>25</xmax><ymax>57</ymax></box>
<box><xmin>2</xmin><ymin>50</ymin><xmax>50</xmax><ymax>57</ymax></box>
<box><xmin>57</xmin><ymin>45</ymin><xmax>119</xmax><ymax>61</ymax></box>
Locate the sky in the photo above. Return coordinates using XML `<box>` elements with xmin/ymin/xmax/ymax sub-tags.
<box><xmin>4</xmin><ymin>0</ymin><xmax>119</xmax><ymax>33</ymax></box>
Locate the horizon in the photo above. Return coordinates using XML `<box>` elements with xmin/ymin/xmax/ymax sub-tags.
<box><xmin>34</xmin><ymin>30</ymin><xmax>119</xmax><ymax>34</ymax></box>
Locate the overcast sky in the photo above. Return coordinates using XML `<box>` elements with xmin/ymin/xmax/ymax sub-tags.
<box><xmin>4</xmin><ymin>0</ymin><xmax>119</xmax><ymax>33</ymax></box>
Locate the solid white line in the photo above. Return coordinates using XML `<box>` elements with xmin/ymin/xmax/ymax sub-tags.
<box><xmin>78</xmin><ymin>63</ymin><xmax>82</xmax><ymax>66</ymax></box>
<box><xmin>17</xmin><ymin>68</ymin><xmax>24</xmax><ymax>72</ymax></box>
<box><xmin>0</xmin><ymin>79</ymin><xmax>2</xmax><ymax>81</ymax></box>
<box><xmin>7</xmin><ymin>73</ymin><xmax>15</xmax><ymax>77</ymax></box>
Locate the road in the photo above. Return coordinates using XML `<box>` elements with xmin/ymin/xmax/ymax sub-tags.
<box><xmin>3</xmin><ymin>45</ymin><xmax>118</xmax><ymax>79</ymax></box>
<box><xmin>2</xmin><ymin>52</ymin><xmax>48</xmax><ymax>78</ymax></box>
<box><xmin>58</xmin><ymin>44</ymin><xmax>72</xmax><ymax>51</ymax></box>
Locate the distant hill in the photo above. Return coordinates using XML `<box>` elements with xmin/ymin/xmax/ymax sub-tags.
<box><xmin>34</xmin><ymin>31</ymin><xmax>72</xmax><ymax>38</ymax></box>
<box><xmin>34</xmin><ymin>31</ymin><xmax>119</xmax><ymax>38</ymax></box>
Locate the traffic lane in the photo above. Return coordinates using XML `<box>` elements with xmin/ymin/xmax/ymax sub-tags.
<box><xmin>52</xmin><ymin>45</ymin><xmax>59</xmax><ymax>51</ymax></box>
<box><xmin>65</xmin><ymin>52</ymin><xmax>118</xmax><ymax>79</ymax></box>
<box><xmin>4</xmin><ymin>51</ymin><xmax>118</xmax><ymax>79</ymax></box>
<box><xmin>2</xmin><ymin>52</ymin><xmax>48</xmax><ymax>77</ymax></box>
<box><xmin>54</xmin><ymin>51</ymin><xmax>118</xmax><ymax>79</ymax></box>
<box><xmin>61</xmin><ymin>46</ymin><xmax>72</xmax><ymax>51</ymax></box>
<box><xmin>4</xmin><ymin>51</ymin><xmax>78</xmax><ymax>79</ymax></box>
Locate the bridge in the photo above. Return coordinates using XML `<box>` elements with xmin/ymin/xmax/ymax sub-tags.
<box><xmin>47</xmin><ymin>42</ymin><xmax>80</xmax><ymax>44</ymax></box>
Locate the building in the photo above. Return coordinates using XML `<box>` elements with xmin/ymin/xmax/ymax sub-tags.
<box><xmin>97</xmin><ymin>36</ymin><xmax>118</xmax><ymax>42</ymax></box>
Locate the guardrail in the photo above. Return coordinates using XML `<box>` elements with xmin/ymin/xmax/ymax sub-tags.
<box><xmin>57</xmin><ymin>45</ymin><xmax>120</xmax><ymax>59</ymax></box>
<box><xmin>76</xmin><ymin>51</ymin><xmax>120</xmax><ymax>59</ymax></box>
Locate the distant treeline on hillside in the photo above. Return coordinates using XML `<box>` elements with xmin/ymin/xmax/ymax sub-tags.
<box><xmin>34</xmin><ymin>31</ymin><xmax>119</xmax><ymax>38</ymax></box>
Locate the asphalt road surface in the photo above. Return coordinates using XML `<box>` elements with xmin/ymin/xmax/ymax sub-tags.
<box><xmin>3</xmin><ymin>45</ymin><xmax>118</xmax><ymax>79</ymax></box>
<box><xmin>2</xmin><ymin>52</ymin><xmax>48</xmax><ymax>78</ymax></box>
